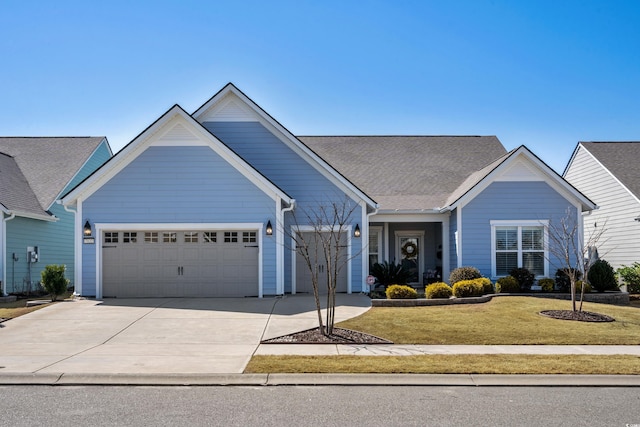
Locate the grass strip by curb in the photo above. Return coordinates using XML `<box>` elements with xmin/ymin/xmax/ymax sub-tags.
<box><xmin>245</xmin><ymin>354</ymin><xmax>640</xmax><ymax>375</ymax></box>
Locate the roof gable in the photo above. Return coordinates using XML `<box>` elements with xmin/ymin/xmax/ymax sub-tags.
<box><xmin>447</xmin><ymin>145</ymin><xmax>595</xmax><ymax>212</ymax></box>
<box><xmin>61</xmin><ymin>105</ymin><xmax>292</xmax><ymax>205</ymax></box>
<box><xmin>193</xmin><ymin>84</ymin><xmax>377</xmax><ymax>209</ymax></box>
<box><xmin>574</xmin><ymin>142</ymin><xmax>640</xmax><ymax>200</ymax></box>
<box><xmin>0</xmin><ymin>136</ymin><xmax>107</xmax><ymax>212</ymax></box>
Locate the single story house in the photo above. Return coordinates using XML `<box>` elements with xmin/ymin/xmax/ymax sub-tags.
<box><xmin>564</xmin><ymin>142</ymin><xmax>640</xmax><ymax>270</ymax></box>
<box><xmin>1</xmin><ymin>137</ymin><xmax>112</xmax><ymax>295</ymax></box>
<box><xmin>61</xmin><ymin>84</ymin><xmax>595</xmax><ymax>298</ymax></box>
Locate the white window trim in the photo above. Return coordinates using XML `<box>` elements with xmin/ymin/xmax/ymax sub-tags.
<box><xmin>490</xmin><ymin>220</ymin><xmax>549</xmax><ymax>279</ymax></box>
<box><xmin>368</xmin><ymin>226</ymin><xmax>383</xmax><ymax>271</ymax></box>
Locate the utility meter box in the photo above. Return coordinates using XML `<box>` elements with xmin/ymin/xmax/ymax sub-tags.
<box><xmin>27</xmin><ymin>246</ymin><xmax>39</xmax><ymax>263</ymax></box>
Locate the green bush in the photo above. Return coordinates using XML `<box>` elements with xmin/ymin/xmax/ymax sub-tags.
<box><xmin>538</xmin><ymin>278</ymin><xmax>555</xmax><ymax>292</ymax></box>
<box><xmin>449</xmin><ymin>266</ymin><xmax>482</xmax><ymax>286</ymax></box>
<box><xmin>495</xmin><ymin>276</ymin><xmax>519</xmax><ymax>293</ymax></box>
<box><xmin>385</xmin><ymin>284</ymin><xmax>418</xmax><ymax>299</ymax></box>
<box><xmin>476</xmin><ymin>277</ymin><xmax>494</xmax><ymax>294</ymax></box>
<box><xmin>425</xmin><ymin>282</ymin><xmax>452</xmax><ymax>299</ymax></box>
<box><xmin>575</xmin><ymin>280</ymin><xmax>592</xmax><ymax>294</ymax></box>
<box><xmin>371</xmin><ymin>261</ymin><xmax>413</xmax><ymax>287</ymax></box>
<box><xmin>588</xmin><ymin>259</ymin><xmax>618</xmax><ymax>292</ymax></box>
<box><xmin>452</xmin><ymin>279</ymin><xmax>484</xmax><ymax>298</ymax></box>
<box><xmin>40</xmin><ymin>264</ymin><xmax>70</xmax><ymax>302</ymax></box>
<box><xmin>617</xmin><ymin>262</ymin><xmax>640</xmax><ymax>293</ymax></box>
<box><xmin>509</xmin><ymin>267</ymin><xmax>534</xmax><ymax>290</ymax></box>
<box><xmin>555</xmin><ymin>268</ymin><xmax>582</xmax><ymax>292</ymax></box>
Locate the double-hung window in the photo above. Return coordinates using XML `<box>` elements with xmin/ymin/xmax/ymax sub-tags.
<box><xmin>491</xmin><ymin>220</ymin><xmax>548</xmax><ymax>278</ymax></box>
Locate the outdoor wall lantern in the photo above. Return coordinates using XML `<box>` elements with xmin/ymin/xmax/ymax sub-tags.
<box><xmin>83</xmin><ymin>220</ymin><xmax>92</xmax><ymax>237</ymax></box>
<box><xmin>354</xmin><ymin>224</ymin><xmax>361</xmax><ymax>238</ymax></box>
<box><xmin>266</xmin><ymin>220</ymin><xmax>273</xmax><ymax>236</ymax></box>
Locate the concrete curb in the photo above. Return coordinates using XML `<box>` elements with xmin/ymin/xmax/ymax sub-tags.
<box><xmin>0</xmin><ymin>372</ymin><xmax>638</xmax><ymax>386</ymax></box>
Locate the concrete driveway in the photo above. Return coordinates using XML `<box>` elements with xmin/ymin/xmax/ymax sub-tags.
<box><xmin>0</xmin><ymin>294</ymin><xmax>371</xmax><ymax>375</ymax></box>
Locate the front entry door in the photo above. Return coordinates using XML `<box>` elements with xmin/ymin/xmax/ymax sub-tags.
<box><xmin>396</xmin><ymin>233</ymin><xmax>423</xmax><ymax>285</ymax></box>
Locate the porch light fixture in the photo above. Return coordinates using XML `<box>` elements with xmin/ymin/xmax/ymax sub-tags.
<box><xmin>266</xmin><ymin>220</ymin><xmax>273</xmax><ymax>236</ymax></box>
<box><xmin>83</xmin><ymin>220</ymin><xmax>92</xmax><ymax>237</ymax></box>
<box><xmin>354</xmin><ymin>224</ymin><xmax>361</xmax><ymax>238</ymax></box>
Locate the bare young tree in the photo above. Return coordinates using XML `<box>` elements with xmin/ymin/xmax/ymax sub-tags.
<box><xmin>546</xmin><ymin>207</ymin><xmax>607</xmax><ymax>312</ymax></box>
<box><xmin>288</xmin><ymin>198</ymin><xmax>361</xmax><ymax>336</ymax></box>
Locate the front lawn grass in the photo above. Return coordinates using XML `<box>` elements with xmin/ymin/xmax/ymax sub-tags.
<box><xmin>0</xmin><ymin>299</ymin><xmax>49</xmax><ymax>319</ymax></box>
<box><xmin>245</xmin><ymin>354</ymin><xmax>640</xmax><ymax>374</ymax></box>
<box><xmin>337</xmin><ymin>296</ymin><xmax>640</xmax><ymax>345</ymax></box>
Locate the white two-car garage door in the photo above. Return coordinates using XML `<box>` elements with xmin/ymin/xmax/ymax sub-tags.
<box><xmin>102</xmin><ymin>230</ymin><xmax>259</xmax><ymax>298</ymax></box>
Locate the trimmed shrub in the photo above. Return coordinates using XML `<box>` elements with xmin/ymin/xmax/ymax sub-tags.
<box><xmin>617</xmin><ymin>263</ymin><xmax>640</xmax><ymax>293</ymax></box>
<box><xmin>40</xmin><ymin>264</ymin><xmax>70</xmax><ymax>302</ymax></box>
<box><xmin>495</xmin><ymin>276</ymin><xmax>519</xmax><ymax>293</ymax></box>
<box><xmin>555</xmin><ymin>268</ymin><xmax>582</xmax><ymax>292</ymax></box>
<box><xmin>588</xmin><ymin>259</ymin><xmax>618</xmax><ymax>292</ymax></box>
<box><xmin>509</xmin><ymin>267</ymin><xmax>534</xmax><ymax>291</ymax></box>
<box><xmin>371</xmin><ymin>261</ymin><xmax>412</xmax><ymax>287</ymax></box>
<box><xmin>476</xmin><ymin>277</ymin><xmax>494</xmax><ymax>295</ymax></box>
<box><xmin>425</xmin><ymin>282</ymin><xmax>452</xmax><ymax>299</ymax></box>
<box><xmin>538</xmin><ymin>278</ymin><xmax>555</xmax><ymax>293</ymax></box>
<box><xmin>452</xmin><ymin>279</ymin><xmax>484</xmax><ymax>298</ymax></box>
<box><xmin>575</xmin><ymin>280</ymin><xmax>592</xmax><ymax>294</ymax></box>
<box><xmin>449</xmin><ymin>266</ymin><xmax>482</xmax><ymax>286</ymax></box>
<box><xmin>385</xmin><ymin>284</ymin><xmax>418</xmax><ymax>299</ymax></box>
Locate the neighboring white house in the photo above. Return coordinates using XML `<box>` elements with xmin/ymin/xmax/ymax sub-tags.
<box><xmin>564</xmin><ymin>141</ymin><xmax>640</xmax><ymax>270</ymax></box>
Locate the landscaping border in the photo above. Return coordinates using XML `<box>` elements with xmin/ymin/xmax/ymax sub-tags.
<box><xmin>372</xmin><ymin>292</ymin><xmax>630</xmax><ymax>307</ymax></box>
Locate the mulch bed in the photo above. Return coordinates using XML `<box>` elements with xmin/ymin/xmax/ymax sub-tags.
<box><xmin>539</xmin><ymin>310</ymin><xmax>615</xmax><ymax>322</ymax></box>
<box><xmin>262</xmin><ymin>327</ymin><xmax>393</xmax><ymax>344</ymax></box>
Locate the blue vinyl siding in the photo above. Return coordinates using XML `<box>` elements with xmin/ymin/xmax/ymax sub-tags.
<box><xmin>205</xmin><ymin>121</ymin><xmax>365</xmax><ymax>292</ymax></box>
<box><xmin>62</xmin><ymin>141</ymin><xmax>112</xmax><ymax>196</ymax></box>
<box><xmin>81</xmin><ymin>146</ymin><xmax>278</xmax><ymax>296</ymax></box>
<box><xmin>461</xmin><ymin>181</ymin><xmax>578</xmax><ymax>278</ymax></box>
<box><xmin>4</xmin><ymin>142</ymin><xmax>110</xmax><ymax>294</ymax></box>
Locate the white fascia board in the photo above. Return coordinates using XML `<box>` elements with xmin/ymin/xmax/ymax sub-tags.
<box><xmin>12</xmin><ymin>211</ymin><xmax>58</xmax><ymax>222</ymax></box>
<box><xmin>61</xmin><ymin>106</ymin><xmax>292</xmax><ymax>206</ymax></box>
<box><xmin>193</xmin><ymin>84</ymin><xmax>377</xmax><ymax>209</ymax></box>
<box><xmin>579</xmin><ymin>144</ymin><xmax>640</xmax><ymax>205</ymax></box>
<box><xmin>562</xmin><ymin>142</ymin><xmax>582</xmax><ymax>178</ymax></box>
<box><xmin>450</xmin><ymin>147</ymin><xmax>596</xmax><ymax>212</ymax></box>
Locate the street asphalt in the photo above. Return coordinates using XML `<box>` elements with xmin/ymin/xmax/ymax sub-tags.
<box><xmin>1</xmin><ymin>294</ymin><xmax>638</xmax><ymax>386</ymax></box>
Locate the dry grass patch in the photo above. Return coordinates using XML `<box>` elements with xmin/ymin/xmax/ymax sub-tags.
<box><xmin>0</xmin><ymin>300</ymin><xmax>50</xmax><ymax>320</ymax></box>
<box><xmin>337</xmin><ymin>296</ymin><xmax>640</xmax><ymax>345</ymax></box>
<box><xmin>245</xmin><ymin>354</ymin><xmax>640</xmax><ymax>375</ymax></box>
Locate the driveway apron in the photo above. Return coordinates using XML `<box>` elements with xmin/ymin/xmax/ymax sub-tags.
<box><xmin>0</xmin><ymin>294</ymin><xmax>371</xmax><ymax>375</ymax></box>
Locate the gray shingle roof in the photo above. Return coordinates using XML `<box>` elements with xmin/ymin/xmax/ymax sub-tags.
<box><xmin>580</xmin><ymin>142</ymin><xmax>640</xmax><ymax>199</ymax></box>
<box><xmin>298</xmin><ymin>136</ymin><xmax>507</xmax><ymax>210</ymax></box>
<box><xmin>0</xmin><ymin>153</ymin><xmax>47</xmax><ymax>217</ymax></box>
<box><xmin>0</xmin><ymin>137</ymin><xmax>106</xmax><ymax>214</ymax></box>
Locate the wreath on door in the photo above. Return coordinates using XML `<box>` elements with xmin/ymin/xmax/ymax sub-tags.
<box><xmin>401</xmin><ymin>241</ymin><xmax>418</xmax><ymax>259</ymax></box>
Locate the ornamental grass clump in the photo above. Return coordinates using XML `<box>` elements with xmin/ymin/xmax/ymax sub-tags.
<box><xmin>385</xmin><ymin>284</ymin><xmax>418</xmax><ymax>299</ymax></box>
<box><xmin>452</xmin><ymin>279</ymin><xmax>484</xmax><ymax>298</ymax></box>
<box><xmin>538</xmin><ymin>278</ymin><xmax>555</xmax><ymax>292</ymax></box>
<box><xmin>425</xmin><ymin>282</ymin><xmax>452</xmax><ymax>299</ymax></box>
<box><xmin>448</xmin><ymin>266</ymin><xmax>482</xmax><ymax>285</ymax></box>
<box><xmin>495</xmin><ymin>275</ymin><xmax>519</xmax><ymax>293</ymax></box>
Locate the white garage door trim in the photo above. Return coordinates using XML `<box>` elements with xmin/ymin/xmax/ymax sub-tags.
<box><xmin>95</xmin><ymin>222</ymin><xmax>264</xmax><ymax>299</ymax></box>
<box><xmin>290</xmin><ymin>225</ymin><xmax>352</xmax><ymax>295</ymax></box>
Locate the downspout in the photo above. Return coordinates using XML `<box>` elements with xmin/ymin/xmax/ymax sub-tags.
<box><xmin>2</xmin><ymin>212</ymin><xmax>16</xmax><ymax>296</ymax></box>
<box><xmin>61</xmin><ymin>202</ymin><xmax>80</xmax><ymax>296</ymax></box>
<box><xmin>278</xmin><ymin>199</ymin><xmax>296</xmax><ymax>295</ymax></box>
<box><xmin>363</xmin><ymin>205</ymin><xmax>379</xmax><ymax>292</ymax></box>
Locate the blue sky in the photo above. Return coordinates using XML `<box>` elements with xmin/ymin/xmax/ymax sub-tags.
<box><xmin>1</xmin><ymin>1</ymin><xmax>639</xmax><ymax>173</ymax></box>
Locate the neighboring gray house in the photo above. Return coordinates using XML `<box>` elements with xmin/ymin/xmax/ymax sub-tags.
<box><xmin>0</xmin><ymin>137</ymin><xmax>112</xmax><ymax>295</ymax></box>
<box><xmin>564</xmin><ymin>142</ymin><xmax>640</xmax><ymax>270</ymax></box>
<box><xmin>61</xmin><ymin>84</ymin><xmax>595</xmax><ymax>299</ymax></box>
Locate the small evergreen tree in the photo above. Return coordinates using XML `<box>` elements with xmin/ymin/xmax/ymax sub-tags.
<box><xmin>588</xmin><ymin>259</ymin><xmax>617</xmax><ymax>292</ymax></box>
<box><xmin>41</xmin><ymin>265</ymin><xmax>70</xmax><ymax>301</ymax></box>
